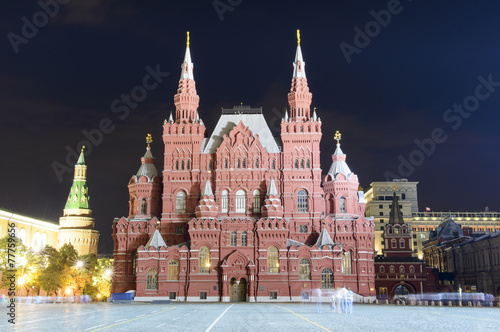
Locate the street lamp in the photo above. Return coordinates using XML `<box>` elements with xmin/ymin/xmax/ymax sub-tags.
<box><xmin>76</xmin><ymin>261</ymin><xmax>84</xmax><ymax>269</ymax></box>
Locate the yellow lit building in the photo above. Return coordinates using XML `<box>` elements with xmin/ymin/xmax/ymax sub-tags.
<box><xmin>0</xmin><ymin>209</ymin><xmax>59</xmax><ymax>250</ymax></box>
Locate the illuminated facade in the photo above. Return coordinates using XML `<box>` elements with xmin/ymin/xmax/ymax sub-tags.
<box><xmin>111</xmin><ymin>32</ymin><xmax>376</xmax><ymax>302</ymax></box>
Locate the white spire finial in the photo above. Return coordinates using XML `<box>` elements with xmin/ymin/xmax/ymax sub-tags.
<box><xmin>180</xmin><ymin>31</ymin><xmax>194</xmax><ymax>80</ymax></box>
<box><xmin>267</xmin><ymin>178</ymin><xmax>278</xmax><ymax>196</ymax></box>
<box><xmin>202</xmin><ymin>180</ymin><xmax>213</xmax><ymax>196</ymax></box>
<box><xmin>292</xmin><ymin>31</ymin><xmax>306</xmax><ymax>79</ymax></box>
<box><xmin>168</xmin><ymin>111</ymin><xmax>174</xmax><ymax>123</ymax></box>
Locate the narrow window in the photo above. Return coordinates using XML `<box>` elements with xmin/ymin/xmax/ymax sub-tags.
<box><xmin>242</xmin><ymin>159</ymin><xmax>246</xmax><ymax>168</ymax></box>
<box><xmin>141</xmin><ymin>198</ymin><xmax>147</xmax><ymax>215</ymax></box>
<box><xmin>168</xmin><ymin>260</ymin><xmax>179</xmax><ymax>280</ymax></box>
<box><xmin>342</xmin><ymin>251</ymin><xmax>352</xmax><ymax>274</ymax></box>
<box><xmin>400</xmin><ymin>239</ymin><xmax>405</xmax><ymax>248</ymax></box>
<box><xmin>176</xmin><ymin>191</ymin><xmax>186</xmax><ymax>214</ymax></box>
<box><xmin>299</xmin><ymin>259</ymin><xmax>311</xmax><ymax>280</ymax></box>
<box><xmin>235</xmin><ymin>190</ymin><xmax>246</xmax><ymax>213</ymax></box>
<box><xmin>300</xmin><ymin>159</ymin><xmax>304</xmax><ymax>169</ymax></box>
<box><xmin>230</xmin><ymin>231</ymin><xmax>237</xmax><ymax>246</ymax></box>
<box><xmin>297</xmin><ymin>190</ymin><xmax>308</xmax><ymax>213</ymax></box>
<box><xmin>181</xmin><ymin>160</ymin><xmax>185</xmax><ymax>170</ymax></box>
<box><xmin>340</xmin><ymin>197</ymin><xmax>346</xmax><ymax>213</ymax></box>
<box><xmin>175</xmin><ymin>160</ymin><xmax>179</xmax><ymax>170</ymax></box>
<box><xmin>380</xmin><ymin>266</ymin><xmax>385</xmax><ymax>273</ymax></box>
<box><xmin>271</xmin><ymin>160</ymin><xmax>275</xmax><ymax>170</ymax></box>
<box><xmin>268</xmin><ymin>246</ymin><xmax>279</xmax><ymax>273</ymax></box>
<box><xmin>255</xmin><ymin>159</ymin><xmax>259</xmax><ymax>168</ymax></box>
<box><xmin>237</xmin><ymin>159</ymin><xmax>240</xmax><ymax>168</ymax></box>
<box><xmin>306</xmin><ymin>159</ymin><xmax>310</xmax><ymax>168</ymax></box>
<box><xmin>294</xmin><ymin>159</ymin><xmax>298</xmax><ymax>169</ymax></box>
<box><xmin>199</xmin><ymin>247</ymin><xmax>210</xmax><ymax>273</ymax></box>
<box><xmin>146</xmin><ymin>269</ymin><xmax>158</xmax><ymax>290</ymax></box>
<box><xmin>186</xmin><ymin>160</ymin><xmax>190</xmax><ymax>170</ymax></box>
<box><xmin>221</xmin><ymin>190</ymin><xmax>229</xmax><ymax>213</ymax></box>
<box><xmin>321</xmin><ymin>268</ymin><xmax>333</xmax><ymax>289</ymax></box>
<box><xmin>241</xmin><ymin>231</ymin><xmax>247</xmax><ymax>246</ymax></box>
<box><xmin>253</xmin><ymin>190</ymin><xmax>261</xmax><ymax>213</ymax></box>
<box><xmin>224</xmin><ymin>159</ymin><xmax>228</xmax><ymax>169</ymax></box>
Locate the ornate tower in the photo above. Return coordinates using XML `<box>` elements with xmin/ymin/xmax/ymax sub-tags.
<box><xmin>281</xmin><ymin>30</ymin><xmax>323</xmax><ymax>239</ymax></box>
<box><xmin>382</xmin><ymin>188</ymin><xmax>413</xmax><ymax>258</ymax></box>
<box><xmin>323</xmin><ymin>132</ymin><xmax>364</xmax><ymax>216</ymax></box>
<box><xmin>58</xmin><ymin>147</ymin><xmax>100</xmax><ymax>255</ymax></box>
<box><xmin>128</xmin><ymin>134</ymin><xmax>161</xmax><ymax>219</ymax></box>
<box><xmin>162</xmin><ymin>31</ymin><xmax>206</xmax><ymax>244</ymax></box>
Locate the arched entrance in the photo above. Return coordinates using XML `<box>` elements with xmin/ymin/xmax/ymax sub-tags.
<box><xmin>394</xmin><ymin>285</ymin><xmax>412</xmax><ymax>297</ymax></box>
<box><xmin>230</xmin><ymin>278</ymin><xmax>247</xmax><ymax>302</ymax></box>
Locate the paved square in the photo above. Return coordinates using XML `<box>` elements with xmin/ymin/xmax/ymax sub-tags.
<box><xmin>1</xmin><ymin>302</ymin><xmax>499</xmax><ymax>331</ymax></box>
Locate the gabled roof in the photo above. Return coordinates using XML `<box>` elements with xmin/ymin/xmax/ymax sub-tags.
<box><xmin>287</xmin><ymin>238</ymin><xmax>304</xmax><ymax>248</ymax></box>
<box><xmin>145</xmin><ymin>229</ymin><xmax>167</xmax><ymax>249</ymax></box>
<box><xmin>202</xmin><ymin>107</ymin><xmax>281</xmax><ymax>154</ymax></box>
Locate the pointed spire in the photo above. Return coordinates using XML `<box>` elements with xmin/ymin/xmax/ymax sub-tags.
<box><xmin>202</xmin><ymin>180</ymin><xmax>213</xmax><ymax>196</ymax></box>
<box><xmin>145</xmin><ymin>229</ymin><xmax>167</xmax><ymax>249</ymax></box>
<box><xmin>284</xmin><ymin>109</ymin><xmax>289</xmax><ymax>122</ymax></box>
<box><xmin>77</xmin><ymin>146</ymin><xmax>86</xmax><ymax>165</ymax></box>
<box><xmin>168</xmin><ymin>111</ymin><xmax>174</xmax><ymax>123</ymax></box>
<box><xmin>293</xmin><ymin>29</ymin><xmax>306</xmax><ymax>79</ymax></box>
<box><xmin>267</xmin><ymin>178</ymin><xmax>278</xmax><ymax>196</ymax></box>
<box><xmin>312</xmin><ymin>108</ymin><xmax>317</xmax><ymax>121</ymax></box>
<box><xmin>195</xmin><ymin>112</ymin><xmax>200</xmax><ymax>123</ymax></box>
<box><xmin>315</xmin><ymin>227</ymin><xmax>335</xmax><ymax>248</ymax></box>
<box><xmin>180</xmin><ymin>31</ymin><xmax>194</xmax><ymax>80</ymax></box>
<box><xmin>328</xmin><ymin>131</ymin><xmax>353</xmax><ymax>180</ymax></box>
<box><xmin>388</xmin><ymin>187</ymin><xmax>404</xmax><ymax>225</ymax></box>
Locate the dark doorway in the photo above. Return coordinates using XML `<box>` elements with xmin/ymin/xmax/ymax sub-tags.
<box><xmin>230</xmin><ymin>278</ymin><xmax>247</xmax><ymax>302</ymax></box>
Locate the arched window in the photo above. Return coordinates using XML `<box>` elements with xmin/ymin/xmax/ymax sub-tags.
<box><xmin>19</xmin><ymin>228</ymin><xmax>26</xmax><ymax>245</ymax></box>
<box><xmin>321</xmin><ymin>268</ymin><xmax>333</xmax><ymax>289</ymax></box>
<box><xmin>181</xmin><ymin>160</ymin><xmax>185</xmax><ymax>170</ymax></box>
<box><xmin>181</xmin><ymin>127</ymin><xmax>184</xmax><ymax>134</ymax></box>
<box><xmin>176</xmin><ymin>191</ymin><xmax>186</xmax><ymax>214</ymax></box>
<box><xmin>306</xmin><ymin>159</ymin><xmax>310</xmax><ymax>168</ymax></box>
<box><xmin>33</xmin><ymin>232</ymin><xmax>41</xmax><ymax>250</ymax></box>
<box><xmin>299</xmin><ymin>258</ymin><xmax>311</xmax><ymax>280</ymax></box>
<box><xmin>300</xmin><ymin>159</ymin><xmax>304</xmax><ymax>168</ymax></box>
<box><xmin>208</xmin><ymin>160</ymin><xmax>213</xmax><ymax>171</ymax></box>
<box><xmin>235</xmin><ymin>190</ymin><xmax>246</xmax><ymax>213</ymax></box>
<box><xmin>168</xmin><ymin>260</ymin><xmax>179</xmax><ymax>280</ymax></box>
<box><xmin>237</xmin><ymin>159</ymin><xmax>241</xmax><ymax>168</ymax></box>
<box><xmin>175</xmin><ymin>160</ymin><xmax>179</xmax><ymax>170</ymax></box>
<box><xmin>271</xmin><ymin>160</ymin><xmax>275</xmax><ymax>170</ymax></box>
<box><xmin>221</xmin><ymin>190</ymin><xmax>229</xmax><ymax>213</ymax></box>
<box><xmin>253</xmin><ymin>190</ymin><xmax>261</xmax><ymax>213</ymax></box>
<box><xmin>399</xmin><ymin>265</ymin><xmax>405</xmax><ymax>273</ymax></box>
<box><xmin>255</xmin><ymin>159</ymin><xmax>259</xmax><ymax>168</ymax></box>
<box><xmin>241</xmin><ymin>231</ymin><xmax>247</xmax><ymax>246</ymax></box>
<box><xmin>342</xmin><ymin>251</ymin><xmax>352</xmax><ymax>274</ymax></box>
<box><xmin>391</xmin><ymin>239</ymin><xmax>396</xmax><ymax>249</ymax></box>
<box><xmin>41</xmin><ymin>233</ymin><xmax>47</xmax><ymax>248</ymax></box>
<box><xmin>141</xmin><ymin>198</ymin><xmax>147</xmax><ymax>215</ymax></box>
<box><xmin>297</xmin><ymin>190</ymin><xmax>308</xmax><ymax>213</ymax></box>
<box><xmin>380</xmin><ymin>265</ymin><xmax>385</xmax><ymax>273</ymax></box>
<box><xmin>300</xmin><ymin>126</ymin><xmax>303</xmax><ymax>132</ymax></box>
<box><xmin>199</xmin><ymin>247</ymin><xmax>210</xmax><ymax>273</ymax></box>
<box><xmin>230</xmin><ymin>231</ymin><xmax>237</xmax><ymax>246</ymax></box>
<box><xmin>390</xmin><ymin>265</ymin><xmax>395</xmax><ymax>273</ymax></box>
<box><xmin>400</xmin><ymin>239</ymin><xmax>405</xmax><ymax>248</ymax></box>
<box><xmin>146</xmin><ymin>268</ymin><xmax>158</xmax><ymax>290</ymax></box>
<box><xmin>186</xmin><ymin>160</ymin><xmax>190</xmax><ymax>170</ymax></box>
<box><xmin>294</xmin><ymin>159</ymin><xmax>298</xmax><ymax>169</ymax></box>
<box><xmin>224</xmin><ymin>159</ymin><xmax>228</xmax><ymax>169</ymax></box>
<box><xmin>268</xmin><ymin>246</ymin><xmax>279</xmax><ymax>273</ymax></box>
<box><xmin>242</xmin><ymin>159</ymin><xmax>246</xmax><ymax>168</ymax></box>
<box><xmin>340</xmin><ymin>197</ymin><xmax>346</xmax><ymax>213</ymax></box>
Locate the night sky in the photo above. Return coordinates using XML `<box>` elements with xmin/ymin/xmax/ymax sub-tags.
<box><xmin>2</xmin><ymin>1</ymin><xmax>499</xmax><ymax>254</ymax></box>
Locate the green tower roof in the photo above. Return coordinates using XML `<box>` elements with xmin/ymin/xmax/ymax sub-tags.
<box><xmin>64</xmin><ymin>147</ymin><xmax>90</xmax><ymax>211</ymax></box>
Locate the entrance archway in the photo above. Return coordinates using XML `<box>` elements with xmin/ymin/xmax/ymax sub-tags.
<box><xmin>229</xmin><ymin>278</ymin><xmax>247</xmax><ymax>302</ymax></box>
<box><xmin>394</xmin><ymin>285</ymin><xmax>412</xmax><ymax>296</ymax></box>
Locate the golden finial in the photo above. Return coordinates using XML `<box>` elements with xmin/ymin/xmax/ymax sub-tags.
<box><xmin>297</xmin><ymin>29</ymin><xmax>301</xmax><ymax>46</ymax></box>
<box><xmin>392</xmin><ymin>184</ymin><xmax>398</xmax><ymax>191</ymax></box>
<box><xmin>146</xmin><ymin>133</ymin><xmax>153</xmax><ymax>147</ymax></box>
<box><xmin>81</xmin><ymin>145</ymin><xmax>85</xmax><ymax>153</ymax></box>
<box><xmin>186</xmin><ymin>31</ymin><xmax>190</xmax><ymax>47</ymax></box>
<box><xmin>334</xmin><ymin>130</ymin><xmax>341</xmax><ymax>144</ymax></box>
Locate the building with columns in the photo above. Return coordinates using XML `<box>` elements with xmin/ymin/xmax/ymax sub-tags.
<box><xmin>111</xmin><ymin>32</ymin><xmax>375</xmax><ymax>302</ymax></box>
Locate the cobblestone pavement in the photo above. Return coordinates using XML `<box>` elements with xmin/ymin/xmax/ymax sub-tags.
<box><xmin>1</xmin><ymin>302</ymin><xmax>499</xmax><ymax>331</ymax></box>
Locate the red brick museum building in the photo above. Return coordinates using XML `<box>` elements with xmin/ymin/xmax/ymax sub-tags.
<box><xmin>111</xmin><ymin>32</ymin><xmax>376</xmax><ymax>302</ymax></box>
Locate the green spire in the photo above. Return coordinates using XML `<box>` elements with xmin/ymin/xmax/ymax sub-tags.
<box><xmin>64</xmin><ymin>146</ymin><xmax>90</xmax><ymax>212</ymax></box>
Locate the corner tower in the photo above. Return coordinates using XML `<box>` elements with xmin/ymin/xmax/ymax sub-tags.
<box><xmin>162</xmin><ymin>32</ymin><xmax>206</xmax><ymax>244</ymax></box>
<box><xmin>281</xmin><ymin>30</ymin><xmax>323</xmax><ymax>239</ymax></box>
<box><xmin>58</xmin><ymin>147</ymin><xmax>99</xmax><ymax>254</ymax></box>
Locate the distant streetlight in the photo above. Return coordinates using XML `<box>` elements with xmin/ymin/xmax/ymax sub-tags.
<box><xmin>18</xmin><ymin>276</ymin><xmax>26</xmax><ymax>297</ymax></box>
<box><xmin>65</xmin><ymin>287</ymin><xmax>72</xmax><ymax>295</ymax></box>
<box><xmin>76</xmin><ymin>261</ymin><xmax>84</xmax><ymax>269</ymax></box>
<box><xmin>104</xmin><ymin>269</ymin><xmax>112</xmax><ymax>277</ymax></box>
